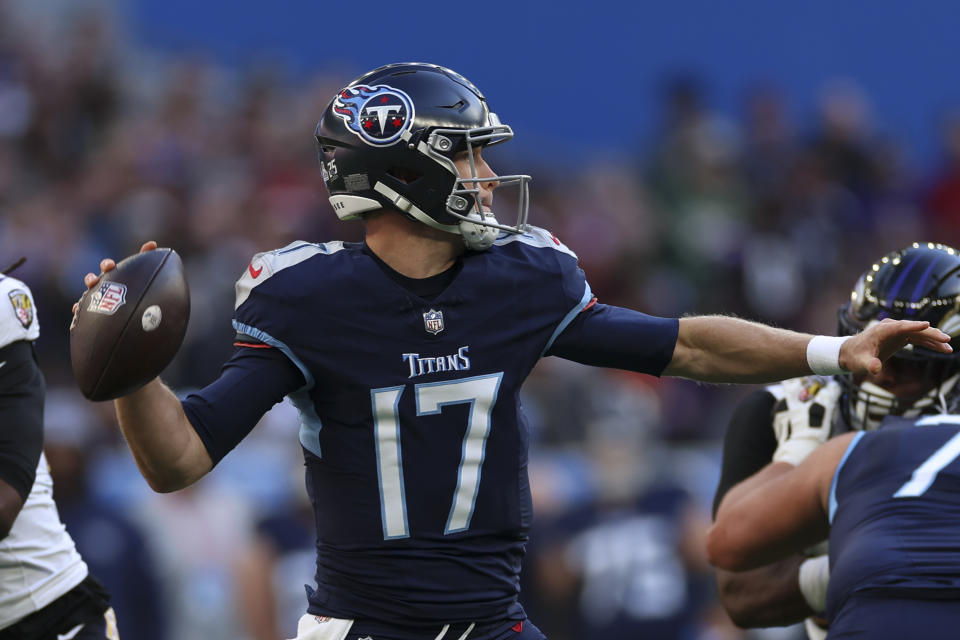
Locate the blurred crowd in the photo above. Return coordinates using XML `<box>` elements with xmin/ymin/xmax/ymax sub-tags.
<box><xmin>4</xmin><ymin>4</ymin><xmax>960</xmax><ymax>640</ymax></box>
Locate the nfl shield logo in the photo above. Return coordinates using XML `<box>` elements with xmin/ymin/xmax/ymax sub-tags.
<box><xmin>87</xmin><ymin>281</ymin><xmax>128</xmax><ymax>315</ymax></box>
<box><xmin>423</xmin><ymin>309</ymin><xmax>444</xmax><ymax>335</ymax></box>
<box><xmin>7</xmin><ymin>290</ymin><xmax>33</xmax><ymax>329</ymax></box>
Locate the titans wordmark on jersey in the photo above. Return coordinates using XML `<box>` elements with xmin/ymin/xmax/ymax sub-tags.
<box><xmin>231</xmin><ymin>227</ymin><xmax>593</xmax><ymax>623</ymax></box>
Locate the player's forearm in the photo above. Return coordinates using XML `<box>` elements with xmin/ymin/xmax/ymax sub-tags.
<box><xmin>114</xmin><ymin>378</ymin><xmax>213</xmax><ymax>492</ymax></box>
<box><xmin>664</xmin><ymin>316</ymin><xmax>814</xmax><ymax>383</ymax></box>
<box><xmin>716</xmin><ymin>557</ymin><xmax>814</xmax><ymax>628</ymax></box>
<box><xmin>709</xmin><ymin>462</ymin><xmax>826</xmax><ymax>570</ymax></box>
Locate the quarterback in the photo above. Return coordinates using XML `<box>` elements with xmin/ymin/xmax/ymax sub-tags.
<box><xmin>76</xmin><ymin>63</ymin><xmax>950</xmax><ymax>640</ymax></box>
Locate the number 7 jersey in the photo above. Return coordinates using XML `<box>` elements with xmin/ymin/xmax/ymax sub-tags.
<box><xmin>827</xmin><ymin>415</ymin><xmax>960</xmax><ymax>621</ymax></box>
<box><xmin>231</xmin><ymin>227</ymin><xmax>595</xmax><ymax>624</ymax></box>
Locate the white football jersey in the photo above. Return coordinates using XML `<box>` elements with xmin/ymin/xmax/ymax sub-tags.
<box><xmin>0</xmin><ymin>273</ymin><xmax>88</xmax><ymax>628</ymax></box>
<box><xmin>0</xmin><ymin>452</ymin><xmax>88</xmax><ymax>629</ymax></box>
<box><xmin>0</xmin><ymin>274</ymin><xmax>39</xmax><ymax>349</ymax></box>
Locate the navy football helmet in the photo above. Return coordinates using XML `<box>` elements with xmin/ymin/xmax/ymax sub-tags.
<box><xmin>837</xmin><ymin>242</ymin><xmax>960</xmax><ymax>430</ymax></box>
<box><xmin>314</xmin><ymin>63</ymin><xmax>531</xmax><ymax>250</ymax></box>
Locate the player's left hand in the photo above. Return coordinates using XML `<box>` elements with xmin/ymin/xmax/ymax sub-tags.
<box><xmin>840</xmin><ymin>319</ymin><xmax>952</xmax><ymax>376</ymax></box>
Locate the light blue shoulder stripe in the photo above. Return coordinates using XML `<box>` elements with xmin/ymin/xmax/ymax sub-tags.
<box><xmin>496</xmin><ymin>226</ymin><xmax>578</xmax><ymax>260</ymax></box>
<box><xmin>829</xmin><ymin>431</ymin><xmax>866</xmax><ymax>524</ymax></box>
<box><xmin>232</xmin><ymin>320</ymin><xmax>324</xmax><ymax>459</ymax></box>
<box><xmin>541</xmin><ymin>282</ymin><xmax>594</xmax><ymax>357</ymax></box>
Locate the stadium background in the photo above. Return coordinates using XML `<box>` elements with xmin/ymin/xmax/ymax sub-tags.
<box><xmin>2</xmin><ymin>0</ymin><xmax>959</xmax><ymax>638</ymax></box>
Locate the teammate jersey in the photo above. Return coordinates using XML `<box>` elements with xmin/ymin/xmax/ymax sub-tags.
<box><xmin>827</xmin><ymin>415</ymin><xmax>960</xmax><ymax>621</ymax></box>
<box><xmin>540</xmin><ymin>484</ymin><xmax>704</xmax><ymax>640</ymax></box>
<box><xmin>185</xmin><ymin>227</ymin><xmax>678</xmax><ymax>625</ymax></box>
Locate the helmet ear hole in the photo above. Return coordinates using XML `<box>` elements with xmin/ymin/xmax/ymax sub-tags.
<box><xmin>386</xmin><ymin>167</ymin><xmax>422</xmax><ymax>184</ymax></box>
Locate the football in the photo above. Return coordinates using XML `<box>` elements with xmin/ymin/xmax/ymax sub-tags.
<box><xmin>70</xmin><ymin>248</ymin><xmax>190</xmax><ymax>401</ymax></box>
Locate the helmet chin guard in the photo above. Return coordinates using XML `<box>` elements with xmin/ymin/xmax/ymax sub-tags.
<box><xmin>314</xmin><ymin>63</ymin><xmax>531</xmax><ymax>249</ymax></box>
<box><xmin>458</xmin><ymin>211</ymin><xmax>500</xmax><ymax>250</ymax></box>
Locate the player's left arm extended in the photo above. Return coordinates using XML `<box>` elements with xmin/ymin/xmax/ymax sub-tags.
<box><xmin>707</xmin><ymin>435</ymin><xmax>853</xmax><ymax>571</ymax></box>
<box><xmin>662</xmin><ymin>315</ymin><xmax>951</xmax><ymax>383</ymax></box>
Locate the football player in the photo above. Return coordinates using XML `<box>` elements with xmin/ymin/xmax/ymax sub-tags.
<box><xmin>711</xmin><ymin>242</ymin><xmax>960</xmax><ymax>638</ymax></box>
<box><xmin>76</xmin><ymin>64</ymin><xmax>949</xmax><ymax>640</ymax></box>
<box><xmin>0</xmin><ymin>262</ymin><xmax>119</xmax><ymax>639</ymax></box>
<box><xmin>709</xmin><ymin>414</ymin><xmax>960</xmax><ymax>638</ymax></box>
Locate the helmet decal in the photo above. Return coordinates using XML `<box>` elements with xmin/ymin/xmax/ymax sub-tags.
<box><xmin>333</xmin><ymin>84</ymin><xmax>415</xmax><ymax>146</ymax></box>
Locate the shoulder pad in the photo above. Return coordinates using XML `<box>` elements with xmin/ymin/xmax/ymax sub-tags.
<box><xmin>496</xmin><ymin>226</ymin><xmax>579</xmax><ymax>260</ymax></box>
<box><xmin>0</xmin><ymin>275</ymin><xmax>40</xmax><ymax>348</ymax></box>
<box><xmin>235</xmin><ymin>241</ymin><xmax>347</xmax><ymax>309</ymax></box>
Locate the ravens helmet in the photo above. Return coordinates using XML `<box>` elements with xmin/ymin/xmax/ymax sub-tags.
<box><xmin>314</xmin><ymin>63</ymin><xmax>531</xmax><ymax>250</ymax></box>
<box><xmin>838</xmin><ymin>242</ymin><xmax>960</xmax><ymax>430</ymax></box>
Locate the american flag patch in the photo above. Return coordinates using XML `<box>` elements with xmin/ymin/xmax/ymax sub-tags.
<box><xmin>87</xmin><ymin>281</ymin><xmax>128</xmax><ymax>315</ymax></box>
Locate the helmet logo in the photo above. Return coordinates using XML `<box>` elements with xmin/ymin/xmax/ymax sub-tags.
<box><xmin>333</xmin><ymin>84</ymin><xmax>414</xmax><ymax>146</ymax></box>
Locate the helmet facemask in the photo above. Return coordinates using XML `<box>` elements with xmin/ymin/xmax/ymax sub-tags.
<box><xmin>840</xmin><ymin>357</ymin><xmax>960</xmax><ymax>430</ymax></box>
<box><xmin>422</xmin><ymin>116</ymin><xmax>530</xmax><ymax>250</ymax></box>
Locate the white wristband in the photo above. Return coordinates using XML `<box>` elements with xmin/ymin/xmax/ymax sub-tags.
<box><xmin>798</xmin><ymin>554</ymin><xmax>830</xmax><ymax>614</ymax></box>
<box><xmin>806</xmin><ymin>335</ymin><xmax>850</xmax><ymax>375</ymax></box>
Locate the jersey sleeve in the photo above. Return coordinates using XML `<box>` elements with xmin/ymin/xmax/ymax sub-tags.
<box><xmin>181</xmin><ymin>344</ymin><xmax>304</xmax><ymax>465</ymax></box>
<box><xmin>711</xmin><ymin>389</ymin><xmax>779</xmax><ymax>517</ymax></box>
<box><xmin>545</xmin><ymin>302</ymin><xmax>679</xmax><ymax>376</ymax></box>
<box><xmin>0</xmin><ymin>276</ymin><xmax>39</xmax><ymax>349</ymax></box>
<box><xmin>0</xmin><ymin>341</ymin><xmax>44</xmax><ymax>501</ymax></box>
<box><xmin>511</xmin><ymin>226</ymin><xmax>602</xmax><ymax>355</ymax></box>
<box><xmin>231</xmin><ymin>242</ymin><xmax>334</xmax><ymax>388</ymax></box>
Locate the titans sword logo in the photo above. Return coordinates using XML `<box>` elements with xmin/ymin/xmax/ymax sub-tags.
<box><xmin>333</xmin><ymin>84</ymin><xmax>415</xmax><ymax>146</ymax></box>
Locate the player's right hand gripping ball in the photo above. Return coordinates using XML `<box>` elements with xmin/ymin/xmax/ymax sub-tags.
<box><xmin>70</xmin><ymin>248</ymin><xmax>190</xmax><ymax>401</ymax></box>
<box><xmin>771</xmin><ymin>376</ymin><xmax>843</xmax><ymax>466</ymax></box>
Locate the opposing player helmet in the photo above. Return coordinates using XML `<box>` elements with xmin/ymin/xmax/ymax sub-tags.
<box><xmin>314</xmin><ymin>63</ymin><xmax>531</xmax><ymax>250</ymax></box>
<box><xmin>838</xmin><ymin>242</ymin><xmax>960</xmax><ymax>430</ymax></box>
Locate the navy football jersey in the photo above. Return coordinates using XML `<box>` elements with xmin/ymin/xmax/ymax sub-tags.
<box><xmin>827</xmin><ymin>415</ymin><xmax>960</xmax><ymax>621</ymax></box>
<box><xmin>184</xmin><ymin>227</ymin><xmax>677</xmax><ymax>625</ymax></box>
<box><xmin>533</xmin><ymin>484</ymin><xmax>706</xmax><ymax>640</ymax></box>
